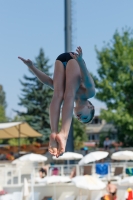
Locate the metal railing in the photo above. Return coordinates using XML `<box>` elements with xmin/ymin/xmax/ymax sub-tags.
<box><xmin>0</xmin><ymin>162</ymin><xmax>133</xmax><ymax>186</ymax></box>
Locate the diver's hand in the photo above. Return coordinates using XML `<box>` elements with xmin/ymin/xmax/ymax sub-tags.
<box><xmin>18</xmin><ymin>57</ymin><xmax>33</xmax><ymax>68</ymax></box>
<box><xmin>70</xmin><ymin>46</ymin><xmax>83</xmax><ymax>62</ymax></box>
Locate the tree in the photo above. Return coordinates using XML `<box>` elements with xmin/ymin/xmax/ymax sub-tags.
<box><xmin>0</xmin><ymin>85</ymin><xmax>7</xmax><ymax>144</ymax></box>
<box><xmin>0</xmin><ymin>106</ymin><xmax>6</xmax><ymax>122</ymax></box>
<box><xmin>0</xmin><ymin>85</ymin><xmax>7</xmax><ymax>122</ymax></box>
<box><xmin>16</xmin><ymin>49</ymin><xmax>53</xmax><ymax>141</ymax></box>
<box><xmin>73</xmin><ymin>117</ymin><xmax>87</xmax><ymax>150</ymax></box>
<box><xmin>93</xmin><ymin>29</ymin><xmax>133</xmax><ymax>146</ymax></box>
<box><xmin>0</xmin><ymin>85</ymin><xmax>7</xmax><ymax>109</ymax></box>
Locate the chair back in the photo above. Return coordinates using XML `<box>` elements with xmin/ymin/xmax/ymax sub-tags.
<box><xmin>114</xmin><ymin>167</ymin><xmax>123</xmax><ymax>176</ymax></box>
<box><xmin>83</xmin><ymin>165</ymin><xmax>92</xmax><ymax>175</ymax></box>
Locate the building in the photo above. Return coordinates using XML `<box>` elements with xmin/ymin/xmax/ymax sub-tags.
<box><xmin>85</xmin><ymin>116</ymin><xmax>117</xmax><ymax>145</ymax></box>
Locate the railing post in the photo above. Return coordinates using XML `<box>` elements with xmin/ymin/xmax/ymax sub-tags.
<box><xmin>61</xmin><ymin>165</ymin><xmax>64</xmax><ymax>176</ymax></box>
<box><xmin>76</xmin><ymin>165</ymin><xmax>80</xmax><ymax>176</ymax></box>
<box><xmin>4</xmin><ymin>168</ymin><xmax>7</xmax><ymax>186</ymax></box>
<box><xmin>18</xmin><ymin>168</ymin><xmax>21</xmax><ymax>185</ymax></box>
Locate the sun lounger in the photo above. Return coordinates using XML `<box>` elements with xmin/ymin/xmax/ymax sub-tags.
<box><xmin>110</xmin><ymin>166</ymin><xmax>123</xmax><ymax>181</ymax></box>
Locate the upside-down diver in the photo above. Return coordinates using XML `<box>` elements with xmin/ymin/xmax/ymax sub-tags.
<box><xmin>18</xmin><ymin>46</ymin><xmax>95</xmax><ymax>157</ymax></box>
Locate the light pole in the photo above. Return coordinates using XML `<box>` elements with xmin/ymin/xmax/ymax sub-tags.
<box><xmin>64</xmin><ymin>0</ymin><xmax>74</xmax><ymax>153</ymax></box>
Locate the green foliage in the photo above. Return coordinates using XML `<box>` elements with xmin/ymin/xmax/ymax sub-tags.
<box><xmin>73</xmin><ymin>117</ymin><xmax>87</xmax><ymax>150</ymax></box>
<box><xmin>0</xmin><ymin>105</ymin><xmax>6</xmax><ymax>122</ymax></box>
<box><xmin>0</xmin><ymin>85</ymin><xmax>7</xmax><ymax>109</ymax></box>
<box><xmin>8</xmin><ymin>138</ymin><xmax>30</xmax><ymax>146</ymax></box>
<box><xmin>0</xmin><ymin>85</ymin><xmax>7</xmax><ymax>123</ymax></box>
<box><xmin>93</xmin><ymin>29</ymin><xmax>133</xmax><ymax>146</ymax></box>
<box><xmin>11</xmin><ymin>115</ymin><xmax>25</xmax><ymax>122</ymax></box>
<box><xmin>0</xmin><ymin>139</ymin><xmax>4</xmax><ymax>144</ymax></box>
<box><xmin>16</xmin><ymin>48</ymin><xmax>53</xmax><ymax>141</ymax></box>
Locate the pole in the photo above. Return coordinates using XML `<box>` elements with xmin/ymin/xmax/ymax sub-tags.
<box><xmin>64</xmin><ymin>0</ymin><xmax>72</xmax><ymax>52</ymax></box>
<box><xmin>64</xmin><ymin>0</ymin><xmax>74</xmax><ymax>156</ymax></box>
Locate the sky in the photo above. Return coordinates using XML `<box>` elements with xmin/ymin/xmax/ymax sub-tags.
<box><xmin>0</xmin><ymin>0</ymin><xmax>133</xmax><ymax>118</ymax></box>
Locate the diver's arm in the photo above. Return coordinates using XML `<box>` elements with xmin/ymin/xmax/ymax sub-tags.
<box><xmin>18</xmin><ymin>57</ymin><xmax>53</xmax><ymax>89</ymax></box>
<box><xmin>70</xmin><ymin>47</ymin><xmax>95</xmax><ymax>98</ymax></box>
<box><xmin>77</xmin><ymin>58</ymin><xmax>95</xmax><ymax>97</ymax></box>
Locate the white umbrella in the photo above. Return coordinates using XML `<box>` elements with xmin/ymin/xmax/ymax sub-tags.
<box><xmin>35</xmin><ymin>175</ymin><xmax>71</xmax><ymax>184</ymax></box>
<box><xmin>111</xmin><ymin>151</ymin><xmax>133</xmax><ymax>161</ymax></box>
<box><xmin>118</xmin><ymin>176</ymin><xmax>133</xmax><ymax>186</ymax></box>
<box><xmin>72</xmin><ymin>175</ymin><xmax>106</xmax><ymax>190</ymax></box>
<box><xmin>53</xmin><ymin>152</ymin><xmax>83</xmax><ymax>160</ymax></box>
<box><xmin>12</xmin><ymin>153</ymin><xmax>47</xmax><ymax>163</ymax></box>
<box><xmin>53</xmin><ymin>152</ymin><xmax>83</xmax><ymax>175</ymax></box>
<box><xmin>78</xmin><ymin>151</ymin><xmax>109</xmax><ymax>165</ymax></box>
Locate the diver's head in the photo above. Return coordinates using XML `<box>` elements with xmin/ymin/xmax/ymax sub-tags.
<box><xmin>74</xmin><ymin>100</ymin><xmax>95</xmax><ymax>124</ymax></box>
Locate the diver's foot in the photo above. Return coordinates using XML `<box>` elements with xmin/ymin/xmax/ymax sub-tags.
<box><xmin>56</xmin><ymin>133</ymin><xmax>67</xmax><ymax>157</ymax></box>
<box><xmin>48</xmin><ymin>133</ymin><xmax>58</xmax><ymax>156</ymax></box>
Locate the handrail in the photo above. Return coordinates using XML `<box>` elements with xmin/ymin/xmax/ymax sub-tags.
<box><xmin>0</xmin><ymin>162</ymin><xmax>133</xmax><ymax>186</ymax></box>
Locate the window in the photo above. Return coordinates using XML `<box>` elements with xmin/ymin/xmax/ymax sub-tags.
<box><xmin>91</xmin><ymin>116</ymin><xmax>102</xmax><ymax>124</ymax></box>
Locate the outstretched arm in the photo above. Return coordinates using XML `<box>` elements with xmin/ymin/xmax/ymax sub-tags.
<box><xmin>70</xmin><ymin>46</ymin><xmax>95</xmax><ymax>98</ymax></box>
<box><xmin>18</xmin><ymin>57</ymin><xmax>54</xmax><ymax>89</ymax></box>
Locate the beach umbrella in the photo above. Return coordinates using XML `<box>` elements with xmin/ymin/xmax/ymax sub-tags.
<box><xmin>72</xmin><ymin>175</ymin><xmax>106</xmax><ymax>200</ymax></box>
<box><xmin>35</xmin><ymin>175</ymin><xmax>71</xmax><ymax>184</ymax></box>
<box><xmin>12</xmin><ymin>153</ymin><xmax>47</xmax><ymax>163</ymax></box>
<box><xmin>78</xmin><ymin>151</ymin><xmax>109</xmax><ymax>165</ymax></box>
<box><xmin>111</xmin><ymin>151</ymin><xmax>133</xmax><ymax>161</ymax></box>
<box><xmin>0</xmin><ymin>122</ymin><xmax>42</xmax><ymax>153</ymax></box>
<box><xmin>53</xmin><ymin>152</ymin><xmax>83</xmax><ymax>175</ymax></box>
<box><xmin>53</xmin><ymin>152</ymin><xmax>83</xmax><ymax>161</ymax></box>
<box><xmin>71</xmin><ymin>175</ymin><xmax>106</xmax><ymax>190</ymax></box>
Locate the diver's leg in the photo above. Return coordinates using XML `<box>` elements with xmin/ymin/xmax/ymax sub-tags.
<box><xmin>48</xmin><ymin>60</ymin><xmax>65</xmax><ymax>156</ymax></box>
<box><xmin>56</xmin><ymin>59</ymin><xmax>81</xmax><ymax>157</ymax></box>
